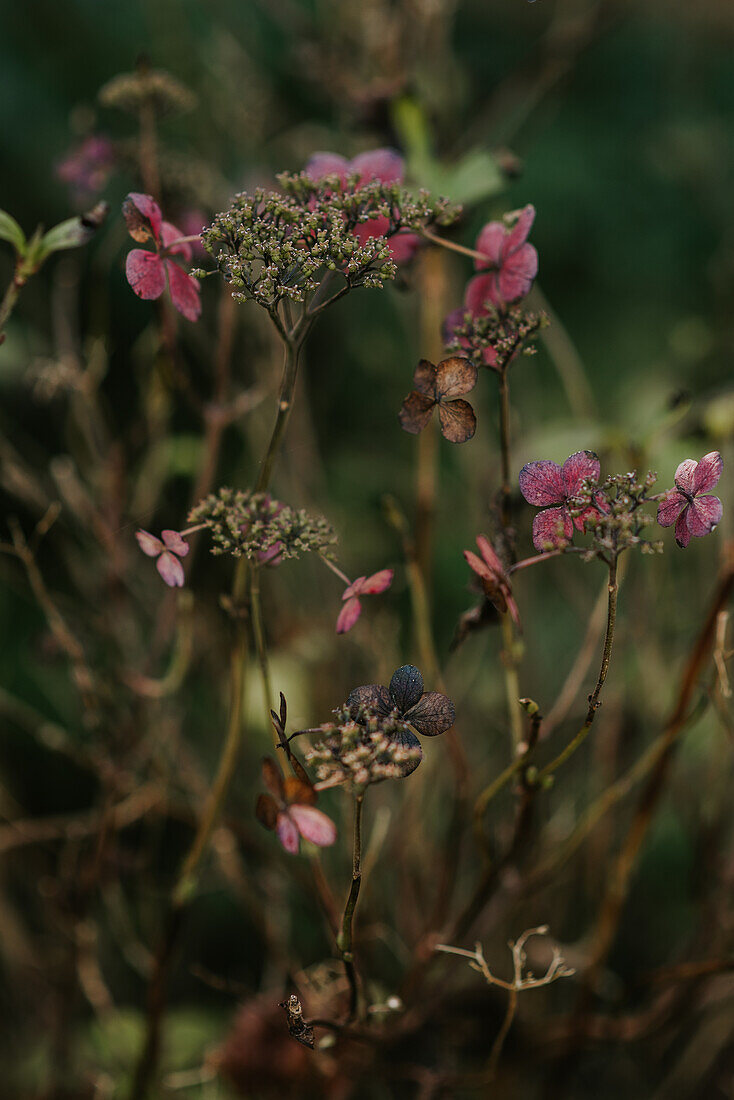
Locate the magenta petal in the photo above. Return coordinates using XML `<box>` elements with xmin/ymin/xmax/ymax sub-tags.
<box><xmin>351</xmin><ymin>148</ymin><xmax>404</xmax><ymax>184</ymax></box>
<box><xmin>388</xmin><ymin>230</ymin><xmax>421</xmax><ymax>264</ymax></box>
<box><xmin>673</xmin><ymin>459</ymin><xmax>698</xmax><ymax>495</ymax></box>
<box><xmin>474</xmin><ymin>221</ymin><xmax>505</xmax><ymax>270</ymax></box>
<box><xmin>476</xmin><ymin>534</ymin><xmax>504</xmax><ymax>575</ymax></box>
<box><xmin>519</xmin><ymin>460</ymin><xmax>566</xmax><ymax>506</ymax></box>
<box><xmin>304</xmin><ymin>152</ymin><xmax>350</xmax><ymax>183</ymax></box>
<box><xmin>165</xmin><ymin>260</ymin><xmax>202</xmax><ymax>322</ymax></box>
<box><xmin>358</xmin><ymin>568</ymin><xmax>393</xmax><ymax>595</ymax></box>
<box><xmin>693</xmin><ymin>451</ymin><xmax>723</xmax><ymax>494</ymax></box>
<box><xmin>136</xmin><ymin>530</ymin><xmax>164</xmax><ymax>557</ymax></box>
<box><xmin>289</xmin><ymin>805</ymin><xmax>337</xmax><ymax>848</ymax></box>
<box><xmin>157</xmin><ymin>551</ymin><xmax>185</xmax><ymax>587</ymax></box>
<box><xmin>465</xmin><ymin>272</ymin><xmax>500</xmax><ymax>313</ymax></box>
<box><xmin>685</xmin><ymin>494</ymin><xmax>722</xmax><ymax>538</ymax></box>
<box><xmin>657</xmin><ymin>490</ymin><xmax>686</xmax><ymax>528</ymax></box>
<box><xmin>336</xmin><ymin>597</ymin><xmax>362</xmax><ymax>634</ymax></box>
<box><xmin>161</xmin><ymin>220</ymin><xmax>192</xmax><ymax>259</ymax></box>
<box><xmin>126</xmin><ymin>250</ymin><xmax>166</xmax><ymax>300</ymax></box>
<box><xmin>126</xmin><ymin>192</ymin><xmax>163</xmax><ymax>241</ymax></box>
<box><xmin>562</xmin><ymin>450</ymin><xmax>601</xmax><ymax>495</ymax></box>
<box><xmin>497</xmin><ymin>243</ymin><xmax>538</xmax><ymax>302</ymax></box>
<box><xmin>342</xmin><ymin>576</ymin><xmax>366</xmax><ymax>600</ymax></box>
<box><xmin>464</xmin><ymin>549</ymin><xmax>492</xmax><ymax>582</ymax></box>
<box><xmin>532</xmin><ymin>506</ymin><xmax>573</xmax><ymax>551</ymax></box>
<box><xmin>276</xmin><ymin>812</ymin><xmax>300</xmax><ymax>854</ymax></box>
<box><xmin>675</xmin><ymin>508</ymin><xmax>691</xmax><ymax>548</ymax></box>
<box><xmin>161</xmin><ymin>530</ymin><xmax>189</xmax><ymax>556</ymax></box>
<box><xmin>504</xmin><ymin>205</ymin><xmax>536</xmax><ymax>253</ymax></box>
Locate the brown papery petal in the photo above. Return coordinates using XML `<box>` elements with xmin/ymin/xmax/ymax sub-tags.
<box><xmin>412</xmin><ymin>358</ymin><xmax>437</xmax><ymax>397</ymax></box>
<box><xmin>399</xmin><ymin>391</ymin><xmax>436</xmax><ymax>435</ymax></box>
<box><xmin>261</xmin><ymin>756</ymin><xmax>285</xmax><ymax>801</ymax></box>
<box><xmin>407</xmin><ymin>692</ymin><xmax>456</xmax><ymax>736</ymax></box>
<box><xmin>255</xmin><ymin>793</ymin><xmax>279</xmax><ymax>831</ymax></box>
<box><xmin>284</xmin><ymin>776</ymin><xmax>317</xmax><ymax>807</ymax></box>
<box><xmin>436</xmin><ymin>356</ymin><xmax>477</xmax><ymax>399</ymax></box>
<box><xmin>438</xmin><ymin>398</ymin><xmax>476</xmax><ymax>443</ymax></box>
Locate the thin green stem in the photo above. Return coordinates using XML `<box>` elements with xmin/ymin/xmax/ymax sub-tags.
<box><xmin>498</xmin><ymin>367</ymin><xmax>512</xmax><ymax>527</ymax></box>
<box><xmin>255</xmin><ymin>335</ymin><xmax>305</xmax><ymax>492</ymax></box>
<box><xmin>249</xmin><ymin>564</ymin><xmax>276</xmax><ymax>745</ymax></box>
<box><xmin>337</xmin><ymin>792</ymin><xmax>365</xmax><ymax>1021</ymax></box>
<box><xmin>0</xmin><ymin>273</ymin><xmax>21</xmax><ymax>344</ymax></box>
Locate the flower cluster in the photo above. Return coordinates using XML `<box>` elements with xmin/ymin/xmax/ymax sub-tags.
<box><xmin>519</xmin><ymin>450</ymin><xmax>609</xmax><ymax>552</ymax></box>
<box><xmin>201</xmin><ymin>171</ymin><xmax>459</xmax><ymax>311</ymax></box>
<box><xmin>579</xmin><ymin>471</ymin><xmax>663</xmax><ymax>560</ymax></box>
<box><xmin>657</xmin><ymin>452</ymin><xmax>723</xmax><ymax>549</ymax></box>
<box><xmin>188</xmin><ymin>488</ymin><xmax>337</xmax><ymax>563</ymax></box>
<box><xmin>443</xmin><ymin>302</ymin><xmax>546</xmax><ymax>372</ymax></box>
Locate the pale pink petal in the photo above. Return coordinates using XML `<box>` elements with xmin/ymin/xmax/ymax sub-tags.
<box><xmin>532</xmin><ymin>506</ymin><xmax>573</xmax><ymax>551</ymax></box>
<box><xmin>657</xmin><ymin>490</ymin><xmax>687</xmax><ymax>527</ymax></box>
<box><xmin>503</xmin><ymin>205</ymin><xmax>536</xmax><ymax>254</ymax></box>
<box><xmin>562</xmin><ymin>450</ymin><xmax>601</xmax><ymax>495</ymax></box>
<box><xmin>161</xmin><ymin>220</ymin><xmax>192</xmax><ymax>260</ymax></box>
<box><xmin>165</xmin><ymin>259</ymin><xmax>202</xmax><ymax>322</ymax></box>
<box><xmin>336</xmin><ymin>597</ymin><xmax>362</xmax><ymax>634</ymax></box>
<box><xmin>126</xmin><ymin>250</ymin><xmax>166</xmax><ymax>300</ymax></box>
<box><xmin>358</xmin><ymin>568</ymin><xmax>393</xmax><ymax>595</ymax></box>
<box><xmin>124</xmin><ymin>192</ymin><xmax>163</xmax><ymax>242</ymax></box>
<box><xmin>674</xmin><ymin>459</ymin><xmax>698</xmax><ymax>495</ymax></box>
<box><xmin>474</xmin><ymin>221</ymin><xmax>505</xmax><ymax>270</ymax></box>
<box><xmin>519</xmin><ymin>460</ymin><xmax>566</xmax><ymax>506</ymax></box>
<box><xmin>389</xmin><ymin>230</ymin><xmax>422</xmax><ymax>264</ymax></box>
<box><xmin>342</xmin><ymin>576</ymin><xmax>367</xmax><ymax>600</ymax></box>
<box><xmin>289</xmin><ymin>805</ymin><xmax>337</xmax><ymax>847</ymax></box>
<box><xmin>685</xmin><ymin>495</ymin><xmax>722</xmax><ymax>538</ymax></box>
<box><xmin>464</xmin><ymin>549</ymin><xmax>493</xmax><ymax>583</ymax></box>
<box><xmin>157</xmin><ymin>551</ymin><xmax>185</xmax><ymax>587</ymax></box>
<box><xmin>161</xmin><ymin>530</ymin><xmax>189</xmax><ymax>556</ymax></box>
<box><xmin>675</xmin><ymin>508</ymin><xmax>691</xmax><ymax>548</ymax></box>
<box><xmin>465</xmin><ymin>272</ymin><xmax>500</xmax><ymax>312</ymax></box>
<box><xmin>497</xmin><ymin>243</ymin><xmax>538</xmax><ymax>302</ymax></box>
<box><xmin>351</xmin><ymin>148</ymin><xmax>404</xmax><ymax>184</ymax></box>
<box><xmin>276</xmin><ymin>812</ymin><xmax>300</xmax><ymax>854</ymax></box>
<box><xmin>693</xmin><ymin>452</ymin><xmax>723</xmax><ymax>494</ymax></box>
<box><xmin>476</xmin><ymin>535</ymin><xmax>504</xmax><ymax>576</ymax></box>
<box><xmin>136</xmin><ymin>530</ymin><xmax>164</xmax><ymax>557</ymax></box>
<box><xmin>304</xmin><ymin>152</ymin><xmax>350</xmax><ymax>183</ymax></box>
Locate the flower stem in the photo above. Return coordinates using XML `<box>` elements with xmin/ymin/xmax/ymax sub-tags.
<box><xmin>255</xmin><ymin>335</ymin><xmax>303</xmax><ymax>492</ymax></box>
<box><xmin>498</xmin><ymin>367</ymin><xmax>512</xmax><ymax>527</ymax></box>
<box><xmin>420</xmin><ymin>226</ymin><xmax>486</xmax><ymax>264</ymax></box>
<box><xmin>249</xmin><ymin>564</ymin><xmax>276</xmax><ymax>745</ymax></box>
<box><xmin>0</xmin><ymin>272</ymin><xmax>22</xmax><ymax>345</ymax></box>
<box><xmin>337</xmin><ymin>792</ymin><xmax>365</xmax><ymax>1021</ymax></box>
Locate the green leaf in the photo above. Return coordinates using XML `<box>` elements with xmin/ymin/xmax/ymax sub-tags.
<box><xmin>0</xmin><ymin>209</ymin><xmax>26</xmax><ymax>255</ymax></box>
<box><xmin>35</xmin><ymin>202</ymin><xmax>109</xmax><ymax>265</ymax></box>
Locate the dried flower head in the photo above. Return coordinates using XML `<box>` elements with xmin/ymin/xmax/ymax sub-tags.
<box><xmin>582</xmin><ymin>470</ymin><xmax>663</xmax><ymax>560</ymax></box>
<box><xmin>399</xmin><ymin>357</ymin><xmax>478</xmax><ymax>443</ymax></box>
<box><xmin>99</xmin><ymin>65</ymin><xmax>195</xmax><ymax>116</ymax></box>
<box><xmin>188</xmin><ymin>489</ymin><xmax>337</xmax><ymax>562</ymax></box>
<box><xmin>443</xmin><ymin>302</ymin><xmax>546</xmax><ymax>372</ymax></box>
<box><xmin>123</xmin><ymin>192</ymin><xmax>201</xmax><ymax>321</ymax></box>
<box><xmin>306</xmin><ymin>705</ymin><xmax>423</xmax><ymax>790</ymax></box>
<box><xmin>136</xmin><ymin>528</ymin><xmax>189</xmax><ymax>587</ymax></box>
<box><xmin>464</xmin><ymin>535</ymin><xmax>520</xmax><ymax>626</ymax></box>
<box><xmin>519</xmin><ymin>450</ymin><xmax>608</xmax><ymax>552</ymax></box>
<box><xmin>657</xmin><ymin>452</ymin><xmax>723</xmax><ymax>549</ymax></box>
<box><xmin>255</xmin><ymin>757</ymin><xmax>336</xmax><ymax>854</ymax></box>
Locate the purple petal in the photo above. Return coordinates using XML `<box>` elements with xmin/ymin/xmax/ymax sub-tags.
<box><xmin>136</xmin><ymin>529</ymin><xmax>164</xmax><ymax>557</ymax></box>
<box><xmin>562</xmin><ymin>450</ymin><xmax>601</xmax><ymax>495</ymax></box>
<box><xmin>497</xmin><ymin>243</ymin><xmax>538</xmax><ymax>302</ymax></box>
<box><xmin>685</xmin><ymin>494</ymin><xmax>722</xmax><ymax>538</ymax></box>
<box><xmin>289</xmin><ymin>806</ymin><xmax>337</xmax><ymax>848</ymax></box>
<box><xmin>519</xmin><ymin>460</ymin><xmax>565</xmax><ymax>506</ymax></box>
<box><xmin>126</xmin><ymin>250</ymin><xmax>166</xmax><ymax>301</ymax></box>
<box><xmin>532</xmin><ymin>506</ymin><xmax>573</xmax><ymax>552</ymax></box>
<box><xmin>674</xmin><ymin>459</ymin><xmax>698</xmax><ymax>495</ymax></box>
<box><xmin>389</xmin><ymin>725</ymin><xmax>423</xmax><ymax>777</ymax></box>
<box><xmin>156</xmin><ymin>551</ymin><xmax>185</xmax><ymax>587</ymax></box>
<box><xmin>276</xmin><ymin>812</ymin><xmax>300</xmax><ymax>854</ymax></box>
<box><xmin>442</xmin><ymin>307</ymin><xmax>466</xmax><ymax>346</ymax></box>
<box><xmin>675</xmin><ymin>508</ymin><xmax>691</xmax><ymax>548</ymax></box>
<box><xmin>161</xmin><ymin>530</ymin><xmax>189</xmax><ymax>556</ymax></box>
<box><xmin>405</xmin><ymin>691</ymin><xmax>455</xmax><ymax>737</ymax></box>
<box><xmin>657</xmin><ymin>491</ymin><xmax>687</xmax><ymax>528</ymax></box>
<box><xmin>350</xmin><ymin>148</ymin><xmax>404</xmax><ymax>184</ymax></box>
<box><xmin>336</xmin><ymin>596</ymin><xmax>362</xmax><ymax>634</ymax></box>
<box><xmin>503</xmin><ymin>205</ymin><xmax>536</xmax><ymax>254</ymax></box>
<box><xmin>161</xmin><ymin>220</ymin><xmax>192</xmax><ymax>260</ymax></box>
<box><xmin>465</xmin><ymin>272</ymin><xmax>500</xmax><ymax>313</ymax></box>
<box><xmin>389</xmin><ymin>665</ymin><xmax>424</xmax><ymax>712</ymax></box>
<box><xmin>693</xmin><ymin>451</ymin><xmax>723</xmax><ymax>494</ymax></box>
<box><xmin>165</xmin><ymin>259</ymin><xmax>202</xmax><ymax>322</ymax></box>
<box><xmin>474</xmin><ymin>221</ymin><xmax>505</xmax><ymax>270</ymax></box>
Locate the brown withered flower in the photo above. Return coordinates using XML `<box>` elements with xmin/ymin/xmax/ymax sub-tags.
<box><xmin>399</xmin><ymin>357</ymin><xmax>478</xmax><ymax>443</ymax></box>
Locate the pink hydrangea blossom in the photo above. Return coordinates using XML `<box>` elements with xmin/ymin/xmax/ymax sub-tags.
<box><xmin>123</xmin><ymin>192</ymin><xmax>201</xmax><ymax>322</ymax></box>
<box><xmin>57</xmin><ymin>135</ymin><xmax>116</xmax><ymax>201</ymax></box>
<box><xmin>304</xmin><ymin>148</ymin><xmax>421</xmax><ymax>263</ymax></box>
<box><xmin>464</xmin><ymin>535</ymin><xmax>520</xmax><ymax>626</ymax></box>
<box><xmin>657</xmin><ymin>452</ymin><xmax>723</xmax><ymax>549</ymax></box>
<box><xmin>519</xmin><ymin>450</ymin><xmax>607</xmax><ymax>552</ymax></box>
<box><xmin>136</xmin><ymin>528</ymin><xmax>189</xmax><ymax>587</ymax></box>
<box><xmin>256</xmin><ymin>758</ymin><xmax>336</xmax><ymax>855</ymax></box>
<box><xmin>465</xmin><ymin>205</ymin><xmax>538</xmax><ymax>310</ymax></box>
<box><xmin>336</xmin><ymin>568</ymin><xmax>394</xmax><ymax>634</ymax></box>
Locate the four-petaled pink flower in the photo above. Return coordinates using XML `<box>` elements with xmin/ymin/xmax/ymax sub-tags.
<box><xmin>464</xmin><ymin>536</ymin><xmax>520</xmax><ymax>627</ymax></box>
<box><xmin>136</xmin><ymin>528</ymin><xmax>189</xmax><ymax>587</ymax></box>
<box><xmin>256</xmin><ymin>757</ymin><xmax>337</xmax><ymax>855</ymax></box>
<box><xmin>336</xmin><ymin>568</ymin><xmax>394</xmax><ymax>634</ymax></box>
<box><xmin>123</xmin><ymin>192</ymin><xmax>201</xmax><ymax>322</ymax></box>
<box><xmin>519</xmin><ymin>450</ymin><xmax>607</xmax><ymax>552</ymax></box>
<box><xmin>657</xmin><ymin>452</ymin><xmax>723</xmax><ymax>549</ymax></box>
<box><xmin>304</xmin><ymin>148</ymin><xmax>421</xmax><ymax>263</ymax></box>
<box><xmin>465</xmin><ymin>205</ymin><xmax>538</xmax><ymax>311</ymax></box>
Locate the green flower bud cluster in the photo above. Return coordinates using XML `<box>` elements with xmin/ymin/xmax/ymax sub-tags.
<box><xmin>446</xmin><ymin>304</ymin><xmax>547</xmax><ymax>372</ymax></box>
<box><xmin>573</xmin><ymin>471</ymin><xmax>663</xmax><ymax>560</ymax></box>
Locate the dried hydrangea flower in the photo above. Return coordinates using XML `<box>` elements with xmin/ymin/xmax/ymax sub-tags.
<box><xmin>519</xmin><ymin>450</ymin><xmax>608</xmax><ymax>552</ymax></box>
<box><xmin>136</xmin><ymin>528</ymin><xmax>189</xmax><ymax>587</ymax></box>
<box><xmin>443</xmin><ymin>302</ymin><xmax>546</xmax><ymax>372</ymax></box>
<box><xmin>188</xmin><ymin>489</ymin><xmax>337</xmax><ymax>563</ymax></box>
<box><xmin>657</xmin><ymin>452</ymin><xmax>723</xmax><ymax>548</ymax></box>
<box><xmin>464</xmin><ymin>535</ymin><xmax>520</xmax><ymax>627</ymax></box>
<box><xmin>336</xmin><ymin>569</ymin><xmax>393</xmax><ymax>634</ymax></box>
<box><xmin>123</xmin><ymin>192</ymin><xmax>201</xmax><ymax>321</ymax></box>
<box><xmin>306</xmin><ymin>706</ymin><xmax>423</xmax><ymax>789</ymax></box>
<box><xmin>466</xmin><ymin>204</ymin><xmax>538</xmax><ymax>309</ymax></box>
<box><xmin>56</xmin><ymin>135</ymin><xmax>116</xmax><ymax>202</ymax></box>
<box><xmin>583</xmin><ymin>471</ymin><xmax>662</xmax><ymax>560</ymax></box>
<box><xmin>255</xmin><ymin>757</ymin><xmax>336</xmax><ymax>854</ymax></box>
<box><xmin>399</xmin><ymin>357</ymin><xmax>478</xmax><ymax>443</ymax></box>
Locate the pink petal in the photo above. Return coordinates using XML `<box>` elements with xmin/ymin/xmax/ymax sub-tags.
<box><xmin>165</xmin><ymin>259</ymin><xmax>202</xmax><ymax>322</ymax></box>
<box><xmin>342</xmin><ymin>576</ymin><xmax>367</xmax><ymax>599</ymax></box>
<box><xmin>497</xmin><ymin>243</ymin><xmax>538</xmax><ymax>302</ymax></box>
<box><xmin>388</xmin><ymin>230</ymin><xmax>421</xmax><ymax>264</ymax></box>
<box><xmin>258</xmin><ymin>541</ymin><xmax>283</xmax><ymax>566</ymax></box>
<box><xmin>464</xmin><ymin>549</ymin><xmax>494</xmax><ymax>583</ymax></box>
<box><xmin>465</xmin><ymin>272</ymin><xmax>500</xmax><ymax>313</ymax></box>
<box><xmin>276</xmin><ymin>812</ymin><xmax>300</xmax><ymax>854</ymax></box>
<box><xmin>675</xmin><ymin>508</ymin><xmax>691</xmax><ymax>548</ymax></box>
<box><xmin>304</xmin><ymin>152</ymin><xmax>350</xmax><ymax>183</ymax></box>
<box><xmin>126</xmin><ymin>250</ymin><xmax>166</xmax><ymax>301</ymax></box>
<box><xmin>357</xmin><ymin>568</ymin><xmax>393</xmax><ymax>595</ymax></box>
<box><xmin>657</xmin><ymin>490</ymin><xmax>687</xmax><ymax>528</ymax></box>
<box><xmin>289</xmin><ymin>805</ymin><xmax>337</xmax><ymax>847</ymax></box>
<box><xmin>476</xmin><ymin>535</ymin><xmax>504</xmax><ymax>576</ymax></box>
<box><xmin>532</xmin><ymin>506</ymin><xmax>573</xmax><ymax>552</ymax></box>
<box><xmin>125</xmin><ymin>192</ymin><xmax>163</xmax><ymax>242</ymax></box>
<box><xmin>156</xmin><ymin>551</ymin><xmax>185</xmax><ymax>587</ymax></box>
<box><xmin>519</xmin><ymin>460</ymin><xmax>566</xmax><ymax>506</ymax></box>
<box><xmin>353</xmin><ymin>215</ymin><xmax>390</xmax><ymax>247</ymax></box>
<box><xmin>685</xmin><ymin>494</ymin><xmax>722</xmax><ymax>538</ymax></box>
<box><xmin>673</xmin><ymin>459</ymin><xmax>698</xmax><ymax>495</ymax></box>
<box><xmin>474</xmin><ymin>221</ymin><xmax>505</xmax><ymax>270</ymax></box>
<box><xmin>161</xmin><ymin>220</ymin><xmax>192</xmax><ymax>260</ymax></box>
<box><xmin>351</xmin><ymin>148</ymin><xmax>404</xmax><ymax>184</ymax></box>
<box><xmin>693</xmin><ymin>451</ymin><xmax>723</xmax><ymax>494</ymax></box>
<box><xmin>136</xmin><ymin>529</ymin><xmax>164</xmax><ymax>557</ymax></box>
<box><xmin>336</xmin><ymin>597</ymin><xmax>362</xmax><ymax>634</ymax></box>
<box><xmin>161</xmin><ymin>530</ymin><xmax>189</xmax><ymax>556</ymax></box>
<box><xmin>503</xmin><ymin>205</ymin><xmax>536</xmax><ymax>254</ymax></box>
<box><xmin>562</xmin><ymin>450</ymin><xmax>601</xmax><ymax>496</ymax></box>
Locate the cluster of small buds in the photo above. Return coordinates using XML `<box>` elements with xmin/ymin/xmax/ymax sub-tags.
<box><xmin>577</xmin><ymin>471</ymin><xmax>663</xmax><ymax>560</ymax></box>
<box><xmin>444</xmin><ymin>303</ymin><xmax>547</xmax><ymax>372</ymax></box>
<box><xmin>305</xmin><ymin>705</ymin><xmax>422</xmax><ymax>792</ymax></box>
<box><xmin>200</xmin><ymin>174</ymin><xmax>459</xmax><ymax>311</ymax></box>
<box><xmin>188</xmin><ymin>488</ymin><xmax>337</xmax><ymax>562</ymax></box>
<box><xmin>99</xmin><ymin>65</ymin><xmax>196</xmax><ymax>116</ymax></box>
